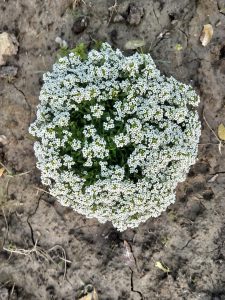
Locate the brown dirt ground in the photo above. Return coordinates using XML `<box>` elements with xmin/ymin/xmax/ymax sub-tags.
<box><xmin>0</xmin><ymin>0</ymin><xmax>225</xmax><ymax>299</ymax></box>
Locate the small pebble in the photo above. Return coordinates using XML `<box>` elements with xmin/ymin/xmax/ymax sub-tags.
<box><xmin>0</xmin><ymin>135</ymin><xmax>8</xmax><ymax>145</ymax></box>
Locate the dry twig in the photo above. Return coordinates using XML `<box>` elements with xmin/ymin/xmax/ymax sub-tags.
<box><xmin>2</xmin><ymin>211</ymin><xmax>71</xmax><ymax>281</ymax></box>
<box><xmin>203</xmin><ymin>111</ymin><xmax>222</xmax><ymax>154</ymax></box>
<box><xmin>108</xmin><ymin>0</ymin><xmax>118</xmax><ymax>24</ymax></box>
<box><xmin>34</xmin><ymin>186</ymin><xmax>52</xmax><ymax>195</ymax></box>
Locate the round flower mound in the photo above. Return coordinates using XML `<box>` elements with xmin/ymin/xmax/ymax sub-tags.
<box><xmin>29</xmin><ymin>43</ymin><xmax>201</xmax><ymax>231</ymax></box>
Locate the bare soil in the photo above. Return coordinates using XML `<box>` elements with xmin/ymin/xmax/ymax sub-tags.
<box><xmin>0</xmin><ymin>0</ymin><xmax>225</xmax><ymax>299</ymax></box>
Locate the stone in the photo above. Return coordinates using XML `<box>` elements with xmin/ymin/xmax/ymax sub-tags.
<box><xmin>72</xmin><ymin>16</ymin><xmax>88</xmax><ymax>34</ymax></box>
<box><xmin>0</xmin><ymin>32</ymin><xmax>19</xmax><ymax>66</ymax></box>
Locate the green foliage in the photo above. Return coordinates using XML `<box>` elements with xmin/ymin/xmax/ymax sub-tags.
<box><xmin>71</xmin><ymin>43</ymin><xmax>87</xmax><ymax>60</ymax></box>
<box><xmin>57</xmin><ymin>43</ymin><xmax>88</xmax><ymax>60</ymax></box>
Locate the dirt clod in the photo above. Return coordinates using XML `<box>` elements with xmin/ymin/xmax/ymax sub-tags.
<box><xmin>126</xmin><ymin>3</ymin><xmax>144</xmax><ymax>26</ymax></box>
<box><xmin>202</xmin><ymin>189</ymin><xmax>214</xmax><ymax>201</ymax></box>
<box><xmin>72</xmin><ymin>16</ymin><xmax>89</xmax><ymax>34</ymax></box>
<box><xmin>0</xmin><ymin>66</ymin><xmax>18</xmax><ymax>79</ymax></box>
<box><xmin>0</xmin><ymin>32</ymin><xmax>18</xmax><ymax>66</ymax></box>
<box><xmin>0</xmin><ymin>288</ymin><xmax>9</xmax><ymax>300</ymax></box>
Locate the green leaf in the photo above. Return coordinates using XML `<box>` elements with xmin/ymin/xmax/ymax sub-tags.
<box><xmin>57</xmin><ymin>43</ymin><xmax>88</xmax><ymax>60</ymax></box>
<box><xmin>71</xmin><ymin>43</ymin><xmax>88</xmax><ymax>60</ymax></box>
<box><xmin>57</xmin><ymin>47</ymin><xmax>70</xmax><ymax>58</ymax></box>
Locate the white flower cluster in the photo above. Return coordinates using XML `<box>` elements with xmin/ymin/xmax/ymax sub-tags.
<box><xmin>29</xmin><ymin>43</ymin><xmax>201</xmax><ymax>231</ymax></box>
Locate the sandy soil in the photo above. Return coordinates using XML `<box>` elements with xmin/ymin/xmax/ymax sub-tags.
<box><xmin>0</xmin><ymin>0</ymin><xmax>225</xmax><ymax>299</ymax></box>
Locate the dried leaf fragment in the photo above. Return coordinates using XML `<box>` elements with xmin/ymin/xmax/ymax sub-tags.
<box><xmin>123</xmin><ymin>240</ymin><xmax>136</xmax><ymax>268</ymax></box>
<box><xmin>0</xmin><ymin>167</ymin><xmax>5</xmax><ymax>177</ymax></box>
<box><xmin>124</xmin><ymin>39</ymin><xmax>146</xmax><ymax>50</ymax></box>
<box><xmin>200</xmin><ymin>24</ymin><xmax>213</xmax><ymax>47</ymax></box>
<box><xmin>218</xmin><ymin>123</ymin><xmax>225</xmax><ymax>141</ymax></box>
<box><xmin>155</xmin><ymin>261</ymin><xmax>170</xmax><ymax>273</ymax></box>
<box><xmin>79</xmin><ymin>288</ymin><xmax>98</xmax><ymax>300</ymax></box>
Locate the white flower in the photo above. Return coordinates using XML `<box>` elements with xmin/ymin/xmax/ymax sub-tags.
<box><xmin>71</xmin><ymin>139</ymin><xmax>82</xmax><ymax>151</ymax></box>
<box><xmin>29</xmin><ymin>42</ymin><xmax>201</xmax><ymax>231</ymax></box>
<box><xmin>90</xmin><ymin>104</ymin><xmax>105</xmax><ymax>118</ymax></box>
<box><xmin>114</xmin><ymin>133</ymin><xmax>130</xmax><ymax>148</ymax></box>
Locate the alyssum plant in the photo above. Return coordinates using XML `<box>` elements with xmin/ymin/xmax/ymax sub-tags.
<box><xmin>29</xmin><ymin>43</ymin><xmax>201</xmax><ymax>231</ymax></box>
